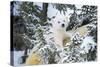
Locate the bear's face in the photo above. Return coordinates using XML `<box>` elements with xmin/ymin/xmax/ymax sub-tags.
<box><xmin>50</xmin><ymin>16</ymin><xmax>69</xmax><ymax>31</ymax></box>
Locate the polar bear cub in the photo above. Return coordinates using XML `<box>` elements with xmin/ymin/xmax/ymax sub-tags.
<box><xmin>49</xmin><ymin>15</ymin><xmax>89</xmax><ymax>48</ymax></box>
<box><xmin>49</xmin><ymin>16</ymin><xmax>73</xmax><ymax>48</ymax></box>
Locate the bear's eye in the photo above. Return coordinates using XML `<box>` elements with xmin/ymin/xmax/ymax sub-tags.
<box><xmin>58</xmin><ymin>21</ymin><xmax>60</xmax><ymax>23</ymax></box>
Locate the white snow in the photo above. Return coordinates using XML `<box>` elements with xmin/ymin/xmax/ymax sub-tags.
<box><xmin>47</xmin><ymin>4</ymin><xmax>82</xmax><ymax>21</ymax></box>
<box><xmin>12</xmin><ymin>2</ymin><xmax>97</xmax><ymax>65</ymax></box>
<box><xmin>13</xmin><ymin>51</ymin><xmax>24</xmax><ymax>66</ymax></box>
<box><xmin>47</xmin><ymin>4</ymin><xmax>73</xmax><ymax>21</ymax></box>
<box><xmin>75</xmin><ymin>5</ymin><xmax>82</xmax><ymax>14</ymax></box>
<box><xmin>80</xmin><ymin>36</ymin><xmax>96</xmax><ymax>53</ymax></box>
<box><xmin>34</xmin><ymin>2</ymin><xmax>43</xmax><ymax>10</ymax></box>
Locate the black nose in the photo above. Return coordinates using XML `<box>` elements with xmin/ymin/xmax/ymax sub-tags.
<box><xmin>61</xmin><ymin>24</ymin><xmax>65</xmax><ymax>27</ymax></box>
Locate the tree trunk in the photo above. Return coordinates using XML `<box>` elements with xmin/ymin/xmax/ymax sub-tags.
<box><xmin>41</xmin><ymin>3</ymin><xmax>48</xmax><ymax>23</ymax></box>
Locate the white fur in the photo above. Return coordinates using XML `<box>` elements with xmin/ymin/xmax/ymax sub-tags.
<box><xmin>50</xmin><ymin>16</ymin><xmax>73</xmax><ymax>48</ymax></box>
<box><xmin>49</xmin><ymin>15</ymin><xmax>89</xmax><ymax>48</ymax></box>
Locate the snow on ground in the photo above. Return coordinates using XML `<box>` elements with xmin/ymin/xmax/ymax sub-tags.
<box><xmin>13</xmin><ymin>50</ymin><xmax>24</xmax><ymax>66</ymax></box>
